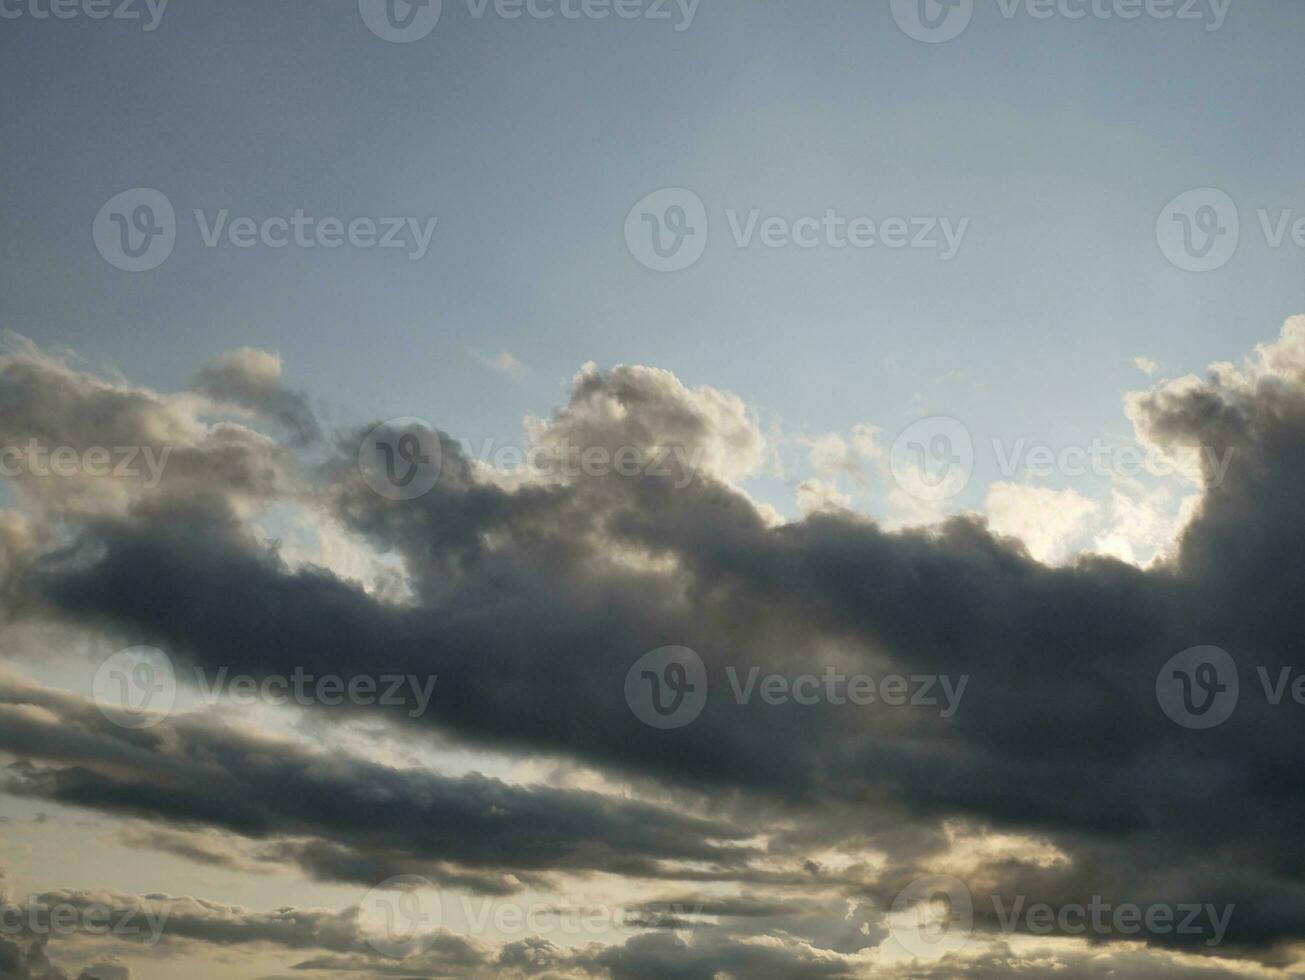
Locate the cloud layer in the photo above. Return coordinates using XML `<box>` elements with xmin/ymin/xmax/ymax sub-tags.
<box><xmin>5</xmin><ymin>320</ymin><xmax>1305</xmax><ymax>977</ymax></box>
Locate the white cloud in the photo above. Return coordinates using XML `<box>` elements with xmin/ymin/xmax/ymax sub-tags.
<box><xmin>795</xmin><ymin>478</ymin><xmax>853</xmax><ymax>516</ymax></box>
<box><xmin>526</xmin><ymin>362</ymin><xmax>767</xmax><ymax>487</ymax></box>
<box><xmin>984</xmin><ymin>482</ymin><xmax>1099</xmax><ymax>565</ymax></box>
<box><xmin>474</xmin><ymin>351</ymin><xmax>527</xmax><ymax>380</ymax></box>
<box><xmin>803</xmin><ymin>424</ymin><xmax>881</xmax><ymax>483</ymax></box>
<box><xmin>1091</xmin><ymin>480</ymin><xmax>1200</xmax><ymax>567</ymax></box>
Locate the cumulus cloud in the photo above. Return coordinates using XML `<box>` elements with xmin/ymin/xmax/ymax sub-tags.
<box><xmin>191</xmin><ymin>347</ymin><xmax>321</xmax><ymax>445</ymax></box>
<box><xmin>0</xmin><ymin>337</ymin><xmax>302</xmax><ymax>520</ymax></box>
<box><xmin>10</xmin><ymin>321</ymin><xmax>1305</xmax><ymax>975</ymax></box>
<box><xmin>795</xmin><ymin>478</ymin><xmax>853</xmax><ymax>516</ymax></box>
<box><xmin>524</xmin><ymin>362</ymin><xmax>767</xmax><ymax>487</ymax></box>
<box><xmin>983</xmin><ymin>482</ymin><xmax>1099</xmax><ymax>564</ymax></box>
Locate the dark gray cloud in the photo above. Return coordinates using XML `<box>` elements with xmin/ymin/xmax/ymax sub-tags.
<box><xmin>191</xmin><ymin>348</ymin><xmax>321</xmax><ymax>446</ymax></box>
<box><xmin>0</xmin><ymin>879</ymin><xmax>489</xmax><ymax>977</ymax></box>
<box><xmin>580</xmin><ymin>931</ymin><xmax>855</xmax><ymax>980</ymax></box>
<box><xmin>0</xmin><ymin>338</ymin><xmax>299</xmax><ymax>520</ymax></box>
<box><xmin>0</xmin><ymin>681</ymin><xmax>759</xmax><ymax>894</ymax></box>
<box><xmin>0</xmin><ymin>929</ymin><xmax>133</xmax><ymax>980</ymax></box>
<box><xmin>7</xmin><ymin>321</ymin><xmax>1305</xmax><ymax>970</ymax></box>
<box><xmin>0</xmin><ymin>930</ymin><xmax>64</xmax><ymax>980</ymax></box>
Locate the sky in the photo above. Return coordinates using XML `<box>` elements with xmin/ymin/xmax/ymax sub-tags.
<box><xmin>2</xmin><ymin>0</ymin><xmax>1305</xmax><ymax>978</ymax></box>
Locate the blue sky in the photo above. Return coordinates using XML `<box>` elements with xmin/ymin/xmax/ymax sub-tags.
<box><xmin>1</xmin><ymin>1</ymin><xmax>1304</xmax><ymax>585</ymax></box>
<box><xmin>4</xmin><ymin>1</ymin><xmax>1302</xmax><ymax>495</ymax></box>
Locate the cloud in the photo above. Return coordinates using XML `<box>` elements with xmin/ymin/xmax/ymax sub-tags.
<box><xmin>582</xmin><ymin>931</ymin><xmax>857</xmax><ymax>980</ymax></box>
<box><xmin>0</xmin><ymin>679</ymin><xmax>759</xmax><ymax>893</ymax></box>
<box><xmin>114</xmin><ymin>824</ymin><xmax>277</xmax><ymax>876</ymax></box>
<box><xmin>803</xmin><ymin>425</ymin><xmax>883</xmax><ymax>484</ymax></box>
<box><xmin>983</xmin><ymin>482</ymin><xmax>1099</xmax><ymax>564</ymax></box>
<box><xmin>473</xmin><ymin>352</ymin><xmax>527</xmax><ymax>381</ymax></box>
<box><xmin>0</xmin><ymin>878</ymin><xmax>489</xmax><ymax>973</ymax></box>
<box><xmin>77</xmin><ymin>965</ymin><xmax>132</xmax><ymax>980</ymax></box>
<box><xmin>0</xmin><ymin>337</ymin><xmax>300</xmax><ymax>520</ymax></box>
<box><xmin>0</xmin><ymin>931</ymin><xmax>65</xmax><ymax>980</ymax></box>
<box><xmin>10</xmin><ymin>320</ymin><xmax>1305</xmax><ymax>970</ymax></box>
<box><xmin>524</xmin><ymin>362</ymin><xmax>767</xmax><ymax>487</ymax></box>
<box><xmin>191</xmin><ymin>348</ymin><xmax>321</xmax><ymax>445</ymax></box>
<box><xmin>1134</xmin><ymin>357</ymin><xmax>1160</xmax><ymax>376</ymax></box>
<box><xmin>795</xmin><ymin>478</ymin><xmax>854</xmax><ymax>516</ymax></box>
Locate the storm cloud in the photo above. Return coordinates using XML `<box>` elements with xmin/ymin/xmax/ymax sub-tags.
<box><xmin>6</xmin><ymin>321</ymin><xmax>1305</xmax><ymax>974</ymax></box>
